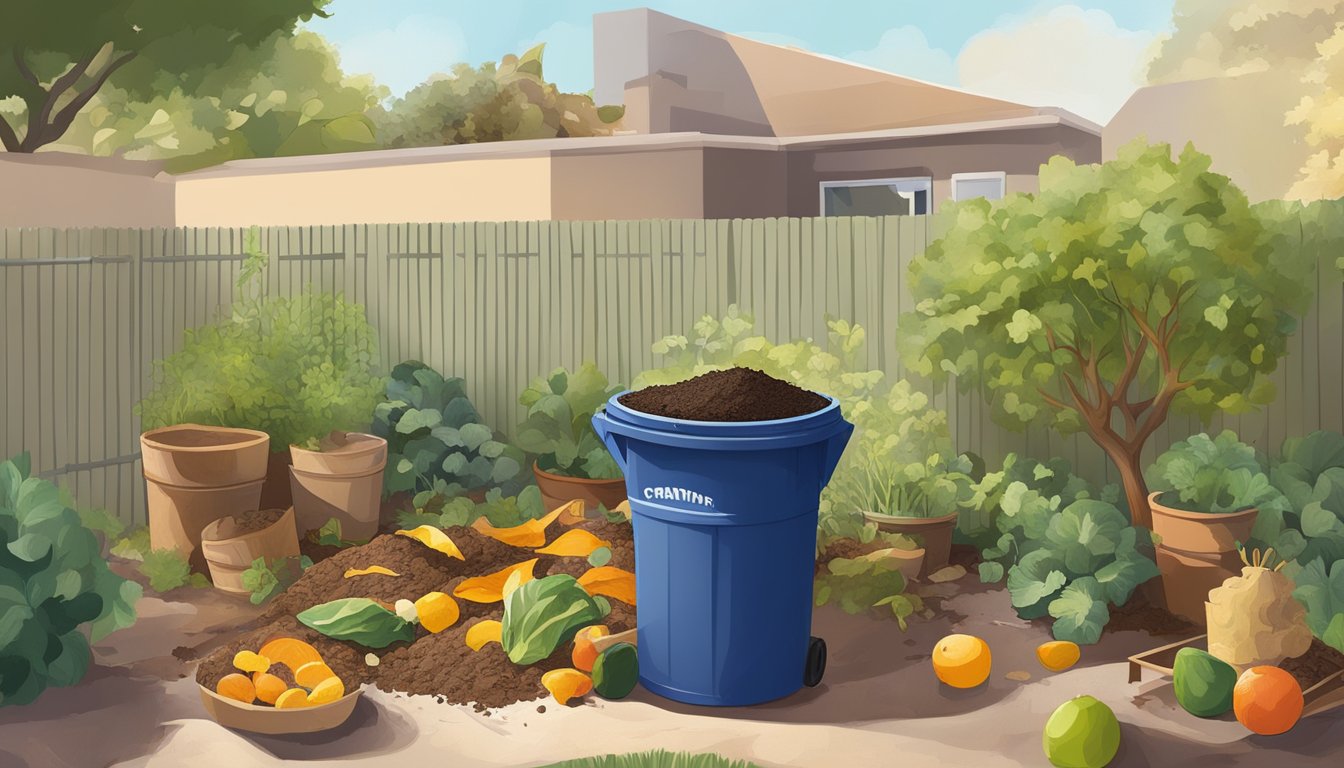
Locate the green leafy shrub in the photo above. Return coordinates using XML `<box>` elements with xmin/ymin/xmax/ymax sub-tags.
<box><xmin>1149</xmin><ymin>431</ymin><xmax>1289</xmax><ymax>516</ymax></box>
<box><xmin>0</xmin><ymin>452</ymin><xmax>141</xmax><ymax>707</ymax></box>
<box><xmin>973</xmin><ymin>454</ymin><xmax>1158</xmax><ymax>644</ymax></box>
<box><xmin>1290</xmin><ymin>556</ymin><xmax>1344</xmax><ymax>653</ymax></box>
<box><xmin>1266</xmin><ymin>430</ymin><xmax>1344</xmax><ymax>566</ymax></box>
<box><xmin>137</xmin><ymin>290</ymin><xmax>384</xmax><ymax>452</ymax></box>
<box><xmin>633</xmin><ymin>306</ymin><xmax>884</xmax><ymax>416</ymax></box>
<box><xmin>814</xmin><ymin>555</ymin><xmax>924</xmax><ymax>629</ymax></box>
<box><xmin>373</xmin><ymin>360</ymin><xmax>528</xmax><ymax>495</ymax></box>
<box><xmin>396</xmin><ymin>484</ymin><xmax>545</xmax><ymax>531</ymax></box>
<box><xmin>515</xmin><ymin>364</ymin><xmax>623</xmax><ymax>480</ymax></box>
<box><xmin>138</xmin><ymin>550</ymin><xmax>208</xmax><ymax>592</ymax></box>
<box><xmin>109</xmin><ymin>527</ymin><xmax>150</xmax><ymax>561</ymax></box>
<box><xmin>242</xmin><ymin>555</ymin><xmax>313</xmax><ymax>605</ymax></box>
<box><xmin>823</xmin><ymin>380</ymin><xmax>978</xmax><ymax>520</ymax></box>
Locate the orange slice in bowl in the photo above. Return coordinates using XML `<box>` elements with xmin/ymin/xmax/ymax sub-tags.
<box><xmin>258</xmin><ymin>637</ymin><xmax>323</xmax><ymax>674</ymax></box>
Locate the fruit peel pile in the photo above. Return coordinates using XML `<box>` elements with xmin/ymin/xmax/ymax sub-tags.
<box><xmin>214</xmin><ymin>638</ymin><xmax>346</xmax><ymax>709</ymax></box>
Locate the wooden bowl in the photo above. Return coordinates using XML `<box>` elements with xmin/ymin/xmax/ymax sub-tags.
<box><xmin>198</xmin><ymin>684</ymin><xmax>362</xmax><ymax>734</ymax></box>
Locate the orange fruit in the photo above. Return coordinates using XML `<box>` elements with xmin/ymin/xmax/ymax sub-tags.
<box><xmin>571</xmin><ymin>625</ymin><xmax>611</xmax><ymax>672</ymax></box>
<box><xmin>252</xmin><ymin>672</ymin><xmax>287</xmax><ymax>705</ymax></box>
<box><xmin>1036</xmin><ymin>641</ymin><xmax>1081</xmax><ymax>672</ymax></box>
<box><xmin>308</xmin><ymin>676</ymin><xmax>345</xmax><ymax>705</ymax></box>
<box><xmin>541</xmin><ymin>668</ymin><xmax>594</xmax><ymax>706</ymax></box>
<box><xmin>274</xmin><ymin>688</ymin><xmax>311</xmax><ymax>709</ymax></box>
<box><xmin>294</xmin><ymin>661</ymin><xmax>337</xmax><ymax>689</ymax></box>
<box><xmin>258</xmin><ymin>637</ymin><xmax>323</xmax><ymax>674</ymax></box>
<box><xmin>216</xmin><ymin>673</ymin><xmax>257</xmax><ymax>704</ymax></box>
<box><xmin>932</xmin><ymin>634</ymin><xmax>992</xmax><ymax>689</ymax></box>
<box><xmin>1234</xmin><ymin>666</ymin><xmax>1304</xmax><ymax>735</ymax></box>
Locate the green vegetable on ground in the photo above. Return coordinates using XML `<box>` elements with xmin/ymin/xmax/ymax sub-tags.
<box><xmin>297</xmin><ymin>597</ymin><xmax>415</xmax><ymax>648</ymax></box>
<box><xmin>1043</xmin><ymin>695</ymin><xmax>1121</xmax><ymax>768</ymax></box>
<box><xmin>1172</xmin><ymin>647</ymin><xmax>1237</xmax><ymax>717</ymax></box>
<box><xmin>502</xmin><ymin>574</ymin><xmax>610</xmax><ymax>665</ymax></box>
<box><xmin>138</xmin><ymin>549</ymin><xmax>208</xmax><ymax>592</ymax></box>
<box><xmin>592</xmin><ymin>642</ymin><xmax>638</xmax><ymax>699</ymax></box>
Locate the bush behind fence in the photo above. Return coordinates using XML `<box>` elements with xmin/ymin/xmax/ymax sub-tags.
<box><xmin>2</xmin><ymin>215</ymin><xmax>1341</xmax><ymax>525</ymax></box>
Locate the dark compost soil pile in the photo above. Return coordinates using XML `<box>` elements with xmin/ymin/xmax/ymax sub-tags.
<box><xmin>619</xmin><ymin>367</ymin><xmax>828</xmax><ymax>422</ymax></box>
<box><xmin>1281</xmin><ymin>639</ymin><xmax>1344</xmax><ymax>690</ymax></box>
<box><xmin>197</xmin><ymin>516</ymin><xmax>635</xmax><ymax>710</ymax></box>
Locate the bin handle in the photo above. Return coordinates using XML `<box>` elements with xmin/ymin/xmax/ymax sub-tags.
<box><xmin>591</xmin><ymin>411</ymin><xmax>628</xmax><ymax>474</ymax></box>
<box><xmin>820</xmin><ymin>421</ymin><xmax>854</xmax><ymax>488</ymax></box>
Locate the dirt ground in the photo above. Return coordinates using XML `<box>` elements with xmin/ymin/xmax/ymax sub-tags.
<box><xmin>1</xmin><ymin>571</ymin><xmax>1341</xmax><ymax>768</ymax></box>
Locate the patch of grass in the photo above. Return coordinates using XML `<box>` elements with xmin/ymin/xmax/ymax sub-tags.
<box><xmin>543</xmin><ymin>750</ymin><xmax>762</xmax><ymax>768</ymax></box>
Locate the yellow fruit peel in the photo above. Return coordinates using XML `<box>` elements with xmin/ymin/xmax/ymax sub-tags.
<box><xmin>471</xmin><ymin>507</ymin><xmax>566</xmax><ymax>547</ymax></box>
<box><xmin>307</xmin><ymin>675</ymin><xmax>345</xmax><ymax>705</ymax></box>
<box><xmin>542</xmin><ymin>668</ymin><xmax>594</xmax><ymax>706</ymax></box>
<box><xmin>257</xmin><ymin>637</ymin><xmax>323</xmax><ymax>673</ymax></box>
<box><xmin>537</xmin><ymin>529</ymin><xmax>612</xmax><ymax>557</ymax></box>
<box><xmin>465</xmin><ymin>620</ymin><xmax>504</xmax><ymax>651</ymax></box>
<box><xmin>395</xmin><ymin>525</ymin><xmax>465</xmax><ymax>560</ymax></box>
<box><xmin>232</xmin><ymin>650</ymin><xmax>271</xmax><ymax>674</ymax></box>
<box><xmin>554</xmin><ymin>499</ymin><xmax>586</xmax><ymax>525</ymax></box>
<box><xmin>415</xmin><ymin>591</ymin><xmax>461</xmax><ymax>633</ymax></box>
<box><xmin>294</xmin><ymin>660</ymin><xmax>337</xmax><ymax>689</ymax></box>
<box><xmin>453</xmin><ymin>558</ymin><xmax>538</xmax><ymax>603</ymax></box>
<box><xmin>343</xmin><ymin>565</ymin><xmax>401</xmax><ymax>578</ymax></box>
<box><xmin>577</xmin><ymin>566</ymin><xmax>637</xmax><ymax>605</ymax></box>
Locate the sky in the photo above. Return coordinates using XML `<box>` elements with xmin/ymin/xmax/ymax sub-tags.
<box><xmin>306</xmin><ymin>1</ymin><xmax>1179</xmax><ymax>124</ymax></box>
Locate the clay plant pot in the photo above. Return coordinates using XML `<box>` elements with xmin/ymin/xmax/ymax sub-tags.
<box><xmin>533</xmin><ymin>462</ymin><xmax>627</xmax><ymax>517</ymax></box>
<box><xmin>198</xmin><ymin>684</ymin><xmax>362</xmax><ymax>734</ymax></box>
<box><xmin>863</xmin><ymin>510</ymin><xmax>958</xmax><ymax>577</ymax></box>
<box><xmin>289</xmin><ymin>433</ymin><xmax>388</xmax><ymax>541</ymax></box>
<box><xmin>140</xmin><ymin>425</ymin><xmax>269</xmax><ymax>561</ymax></box>
<box><xmin>200</xmin><ymin>508</ymin><xmax>301</xmax><ymax>595</ymax></box>
<box><xmin>1148</xmin><ymin>491</ymin><xmax>1260</xmax><ymax>626</ymax></box>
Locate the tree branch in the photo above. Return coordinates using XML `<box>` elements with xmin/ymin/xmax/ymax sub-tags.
<box><xmin>35</xmin><ymin>50</ymin><xmax>96</xmax><ymax>130</ymax></box>
<box><xmin>0</xmin><ymin>116</ymin><xmax>20</xmax><ymax>152</ymax></box>
<box><xmin>13</xmin><ymin>49</ymin><xmax>39</xmax><ymax>86</ymax></box>
<box><xmin>49</xmin><ymin>50</ymin><xmax>136</xmax><ymax>134</ymax></box>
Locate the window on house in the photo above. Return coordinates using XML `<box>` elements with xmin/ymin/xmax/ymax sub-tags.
<box><xmin>820</xmin><ymin>177</ymin><xmax>932</xmax><ymax>216</ymax></box>
<box><xmin>951</xmin><ymin>172</ymin><xmax>1006</xmax><ymax>202</ymax></box>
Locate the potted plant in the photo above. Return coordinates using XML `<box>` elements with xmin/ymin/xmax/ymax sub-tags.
<box><xmin>515</xmin><ymin>363</ymin><xmax>626</xmax><ymax>515</ymax></box>
<box><xmin>1147</xmin><ymin>430</ymin><xmax>1291</xmax><ymax>622</ymax></box>
<box><xmin>824</xmin><ymin>381</ymin><xmax>976</xmax><ymax>576</ymax></box>
<box><xmin>137</xmin><ymin>289</ymin><xmax>385</xmax><ymax>512</ymax></box>
<box><xmin>289</xmin><ymin>431</ymin><xmax>389</xmax><ymax>541</ymax></box>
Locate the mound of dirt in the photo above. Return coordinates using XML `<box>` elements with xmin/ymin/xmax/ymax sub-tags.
<box><xmin>198</xmin><ymin>515</ymin><xmax>636</xmax><ymax>711</ymax></box>
<box><xmin>619</xmin><ymin>367</ymin><xmax>828</xmax><ymax>422</ymax></box>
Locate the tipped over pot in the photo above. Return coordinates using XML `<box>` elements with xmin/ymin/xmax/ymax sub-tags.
<box><xmin>200</xmin><ymin>508</ymin><xmax>301</xmax><ymax>594</ymax></box>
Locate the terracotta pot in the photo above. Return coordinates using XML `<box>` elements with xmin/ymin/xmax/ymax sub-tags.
<box><xmin>200</xmin><ymin>508</ymin><xmax>301</xmax><ymax>595</ymax></box>
<box><xmin>198</xmin><ymin>684</ymin><xmax>362</xmax><ymax>734</ymax></box>
<box><xmin>1153</xmin><ymin>544</ymin><xmax>1245</xmax><ymax>625</ymax></box>
<box><xmin>533</xmin><ymin>462</ymin><xmax>627</xmax><ymax>517</ymax></box>
<box><xmin>863</xmin><ymin>510</ymin><xmax>958</xmax><ymax>577</ymax></box>
<box><xmin>140</xmin><ymin>424</ymin><xmax>269</xmax><ymax>488</ymax></box>
<box><xmin>290</xmin><ymin>465</ymin><xmax>385</xmax><ymax>542</ymax></box>
<box><xmin>259</xmin><ymin>451</ymin><xmax>294</xmax><ymax>511</ymax></box>
<box><xmin>145</xmin><ymin>476</ymin><xmax>265</xmax><ymax>567</ymax></box>
<box><xmin>290</xmin><ymin>432</ymin><xmax>388</xmax><ymax>475</ymax></box>
<box><xmin>1148</xmin><ymin>491</ymin><xmax>1259</xmax><ymax>554</ymax></box>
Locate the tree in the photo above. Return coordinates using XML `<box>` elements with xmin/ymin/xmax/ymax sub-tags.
<box><xmin>898</xmin><ymin>140</ymin><xmax>1315</xmax><ymax>529</ymax></box>
<box><xmin>372</xmin><ymin>44</ymin><xmax>623</xmax><ymax>149</ymax></box>
<box><xmin>1286</xmin><ymin>24</ymin><xmax>1344</xmax><ymax>199</ymax></box>
<box><xmin>1</xmin><ymin>0</ymin><xmax>332</xmax><ymax>153</ymax></box>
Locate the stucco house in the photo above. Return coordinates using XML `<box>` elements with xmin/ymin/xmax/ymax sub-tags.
<box><xmin>1</xmin><ymin>8</ymin><xmax>1101</xmax><ymax>227</ymax></box>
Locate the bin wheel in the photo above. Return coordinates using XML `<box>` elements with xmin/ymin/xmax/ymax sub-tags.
<box><xmin>804</xmin><ymin>636</ymin><xmax>826</xmax><ymax>687</ymax></box>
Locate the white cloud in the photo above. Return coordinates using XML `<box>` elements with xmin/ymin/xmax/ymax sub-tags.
<box><xmin>843</xmin><ymin>25</ymin><xmax>958</xmax><ymax>85</ymax></box>
<box><xmin>329</xmin><ymin>15</ymin><xmax>468</xmax><ymax>97</ymax></box>
<box><xmin>956</xmin><ymin>5</ymin><xmax>1158</xmax><ymax>124</ymax></box>
<box><xmin>517</xmin><ymin>21</ymin><xmax>594</xmax><ymax>94</ymax></box>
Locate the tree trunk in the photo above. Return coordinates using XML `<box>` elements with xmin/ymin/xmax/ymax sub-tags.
<box><xmin>1096</xmin><ymin>439</ymin><xmax>1153</xmax><ymax>530</ymax></box>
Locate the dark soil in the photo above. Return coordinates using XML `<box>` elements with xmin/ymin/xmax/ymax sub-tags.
<box><xmin>1104</xmin><ymin>598</ymin><xmax>1198</xmax><ymax>637</ymax></box>
<box><xmin>619</xmin><ymin>367</ymin><xmax>828</xmax><ymax>422</ymax></box>
<box><xmin>204</xmin><ymin>508</ymin><xmax>285</xmax><ymax>540</ymax></box>
<box><xmin>1281</xmin><ymin>639</ymin><xmax>1344</xmax><ymax>691</ymax></box>
<box><xmin>198</xmin><ymin>516</ymin><xmax>636</xmax><ymax>711</ymax></box>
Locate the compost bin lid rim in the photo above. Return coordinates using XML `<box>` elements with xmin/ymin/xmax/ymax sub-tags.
<box><xmin>603</xmin><ymin>391</ymin><xmax>843</xmax><ymax>435</ymax></box>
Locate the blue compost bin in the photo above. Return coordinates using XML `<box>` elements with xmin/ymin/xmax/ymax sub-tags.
<box><xmin>591</xmin><ymin>392</ymin><xmax>852</xmax><ymax>706</ymax></box>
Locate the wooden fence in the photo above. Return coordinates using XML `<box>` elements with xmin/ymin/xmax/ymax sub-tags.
<box><xmin>2</xmin><ymin>217</ymin><xmax>1342</xmax><ymax>526</ymax></box>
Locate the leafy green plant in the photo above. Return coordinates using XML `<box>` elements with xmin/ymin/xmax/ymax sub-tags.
<box><xmin>241</xmin><ymin>555</ymin><xmax>313</xmax><ymax>605</ymax></box>
<box><xmin>298</xmin><ymin>597</ymin><xmax>415</xmax><ymax>648</ymax></box>
<box><xmin>634</xmin><ymin>306</ymin><xmax>884</xmax><ymax>417</ymax></box>
<box><xmin>813</xmin><ymin>555</ymin><xmax>924</xmax><ymax>629</ymax></box>
<box><xmin>824</xmin><ymin>380</ymin><xmax>978</xmax><ymax>520</ymax></box>
<box><xmin>395</xmin><ymin>484</ymin><xmax>546</xmax><ymax>532</ymax></box>
<box><xmin>137</xmin><ymin>289</ymin><xmax>384</xmax><ymax>452</ymax></box>
<box><xmin>1290</xmin><ymin>556</ymin><xmax>1344</xmax><ymax>653</ymax></box>
<box><xmin>1266</xmin><ymin>430</ymin><xmax>1344</xmax><ymax>566</ymax></box>
<box><xmin>373</xmin><ymin>360</ymin><xmax>528</xmax><ymax>495</ymax></box>
<box><xmin>109</xmin><ymin>527</ymin><xmax>151</xmax><ymax>561</ymax></box>
<box><xmin>137</xmin><ymin>549</ymin><xmax>208</xmax><ymax>592</ymax></box>
<box><xmin>502</xmin><ymin>574</ymin><xmax>610</xmax><ymax>665</ymax></box>
<box><xmin>973</xmin><ymin>454</ymin><xmax>1157</xmax><ymax>644</ymax></box>
<box><xmin>1149</xmin><ymin>431</ymin><xmax>1289</xmax><ymax>516</ymax></box>
<box><xmin>898</xmin><ymin>140</ymin><xmax>1316</xmax><ymax>530</ymax></box>
<box><xmin>0</xmin><ymin>452</ymin><xmax>141</xmax><ymax>707</ymax></box>
<box><xmin>515</xmin><ymin>364</ymin><xmax>623</xmax><ymax>480</ymax></box>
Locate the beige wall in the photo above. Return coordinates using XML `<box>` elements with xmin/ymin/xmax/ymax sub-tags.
<box><xmin>174</xmin><ymin>156</ymin><xmax>552</xmax><ymax>226</ymax></box>
<box><xmin>1104</xmin><ymin>72</ymin><xmax>1310</xmax><ymax>202</ymax></box>
<box><xmin>0</xmin><ymin>154</ymin><xmax>174</xmax><ymax>228</ymax></box>
<box><xmin>550</xmin><ymin>147</ymin><xmax>705</xmax><ymax>220</ymax></box>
